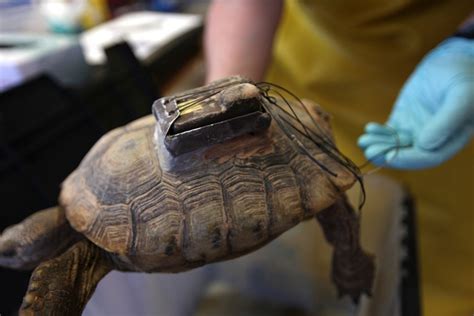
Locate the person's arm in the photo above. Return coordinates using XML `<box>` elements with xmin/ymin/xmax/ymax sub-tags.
<box><xmin>204</xmin><ymin>0</ymin><xmax>283</xmax><ymax>83</ymax></box>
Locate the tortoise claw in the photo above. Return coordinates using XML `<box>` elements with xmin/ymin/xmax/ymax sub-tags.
<box><xmin>332</xmin><ymin>248</ymin><xmax>376</xmax><ymax>304</ymax></box>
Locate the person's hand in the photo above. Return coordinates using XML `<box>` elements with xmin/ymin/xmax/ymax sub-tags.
<box><xmin>358</xmin><ymin>37</ymin><xmax>474</xmax><ymax>169</ymax></box>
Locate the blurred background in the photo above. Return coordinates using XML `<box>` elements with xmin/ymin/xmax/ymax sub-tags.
<box><xmin>0</xmin><ymin>1</ymin><xmax>420</xmax><ymax>315</ymax></box>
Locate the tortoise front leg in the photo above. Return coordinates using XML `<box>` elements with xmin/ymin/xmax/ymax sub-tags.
<box><xmin>315</xmin><ymin>196</ymin><xmax>375</xmax><ymax>303</ymax></box>
<box><xmin>20</xmin><ymin>239</ymin><xmax>113</xmax><ymax>316</ymax></box>
<box><xmin>0</xmin><ymin>206</ymin><xmax>80</xmax><ymax>270</ymax></box>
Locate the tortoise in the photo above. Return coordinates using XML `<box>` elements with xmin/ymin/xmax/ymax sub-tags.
<box><xmin>0</xmin><ymin>76</ymin><xmax>374</xmax><ymax>315</ymax></box>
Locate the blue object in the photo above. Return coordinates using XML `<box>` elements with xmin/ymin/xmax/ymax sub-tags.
<box><xmin>0</xmin><ymin>0</ymin><xmax>30</xmax><ymax>9</ymax></box>
<box><xmin>49</xmin><ymin>21</ymin><xmax>82</xmax><ymax>34</ymax></box>
<box><xmin>358</xmin><ymin>37</ymin><xmax>474</xmax><ymax>169</ymax></box>
<box><xmin>150</xmin><ymin>0</ymin><xmax>182</xmax><ymax>12</ymax></box>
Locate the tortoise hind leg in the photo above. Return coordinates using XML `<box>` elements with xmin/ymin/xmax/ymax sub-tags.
<box><xmin>0</xmin><ymin>206</ymin><xmax>80</xmax><ymax>270</ymax></box>
<box><xmin>315</xmin><ymin>196</ymin><xmax>375</xmax><ymax>303</ymax></box>
<box><xmin>20</xmin><ymin>239</ymin><xmax>113</xmax><ymax>316</ymax></box>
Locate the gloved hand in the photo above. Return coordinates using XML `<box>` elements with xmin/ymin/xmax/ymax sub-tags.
<box><xmin>358</xmin><ymin>37</ymin><xmax>474</xmax><ymax>169</ymax></box>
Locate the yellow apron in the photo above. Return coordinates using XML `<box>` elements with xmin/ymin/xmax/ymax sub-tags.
<box><xmin>267</xmin><ymin>1</ymin><xmax>474</xmax><ymax>315</ymax></box>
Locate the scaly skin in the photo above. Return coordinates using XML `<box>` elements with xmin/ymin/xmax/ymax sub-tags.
<box><xmin>316</xmin><ymin>198</ymin><xmax>375</xmax><ymax>303</ymax></box>
<box><xmin>20</xmin><ymin>239</ymin><xmax>113</xmax><ymax>316</ymax></box>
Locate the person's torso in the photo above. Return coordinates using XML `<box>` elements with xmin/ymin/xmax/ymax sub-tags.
<box><xmin>267</xmin><ymin>1</ymin><xmax>474</xmax><ymax>315</ymax></box>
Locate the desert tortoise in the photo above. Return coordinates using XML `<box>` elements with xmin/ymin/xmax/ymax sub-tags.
<box><xmin>0</xmin><ymin>76</ymin><xmax>374</xmax><ymax>315</ymax></box>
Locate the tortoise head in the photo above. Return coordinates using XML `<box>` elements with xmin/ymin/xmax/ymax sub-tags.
<box><xmin>0</xmin><ymin>207</ymin><xmax>79</xmax><ymax>270</ymax></box>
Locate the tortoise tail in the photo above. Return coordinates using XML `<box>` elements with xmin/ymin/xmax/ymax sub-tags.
<box><xmin>316</xmin><ymin>196</ymin><xmax>375</xmax><ymax>303</ymax></box>
<box><xmin>20</xmin><ymin>239</ymin><xmax>113</xmax><ymax>316</ymax></box>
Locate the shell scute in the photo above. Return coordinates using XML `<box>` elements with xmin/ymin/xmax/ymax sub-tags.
<box><xmin>61</xmin><ymin>100</ymin><xmax>357</xmax><ymax>271</ymax></box>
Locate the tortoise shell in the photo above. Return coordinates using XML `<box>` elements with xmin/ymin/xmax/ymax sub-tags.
<box><xmin>60</xmin><ymin>100</ymin><xmax>355</xmax><ymax>272</ymax></box>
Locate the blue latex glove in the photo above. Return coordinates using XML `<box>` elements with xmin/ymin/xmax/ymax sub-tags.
<box><xmin>358</xmin><ymin>37</ymin><xmax>474</xmax><ymax>169</ymax></box>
